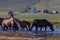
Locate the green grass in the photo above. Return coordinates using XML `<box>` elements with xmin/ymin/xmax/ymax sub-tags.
<box><xmin>14</xmin><ymin>13</ymin><xmax>60</xmax><ymax>25</ymax></box>
<box><xmin>0</xmin><ymin>13</ymin><xmax>60</xmax><ymax>25</ymax></box>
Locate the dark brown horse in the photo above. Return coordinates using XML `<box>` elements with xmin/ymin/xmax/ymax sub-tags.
<box><xmin>30</xmin><ymin>19</ymin><xmax>54</xmax><ymax>32</ymax></box>
<box><xmin>20</xmin><ymin>20</ymin><xmax>31</xmax><ymax>31</ymax></box>
<box><xmin>14</xmin><ymin>19</ymin><xmax>31</xmax><ymax>31</ymax></box>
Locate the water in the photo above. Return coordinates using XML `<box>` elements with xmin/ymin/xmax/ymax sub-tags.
<box><xmin>0</xmin><ymin>26</ymin><xmax>60</xmax><ymax>36</ymax></box>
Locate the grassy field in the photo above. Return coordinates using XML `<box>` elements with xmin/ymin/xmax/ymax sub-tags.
<box><xmin>0</xmin><ymin>12</ymin><xmax>60</xmax><ymax>26</ymax></box>
<box><xmin>15</xmin><ymin>13</ymin><xmax>60</xmax><ymax>25</ymax></box>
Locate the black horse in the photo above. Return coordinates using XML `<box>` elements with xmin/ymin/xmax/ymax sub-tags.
<box><xmin>30</xmin><ymin>19</ymin><xmax>54</xmax><ymax>32</ymax></box>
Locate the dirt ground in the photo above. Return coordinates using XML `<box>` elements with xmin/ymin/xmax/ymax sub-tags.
<box><xmin>0</xmin><ymin>32</ymin><xmax>60</xmax><ymax>40</ymax></box>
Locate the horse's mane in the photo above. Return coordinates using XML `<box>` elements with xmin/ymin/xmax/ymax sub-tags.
<box><xmin>22</xmin><ymin>20</ymin><xmax>30</xmax><ymax>24</ymax></box>
<box><xmin>14</xmin><ymin>18</ymin><xmax>22</xmax><ymax>23</ymax></box>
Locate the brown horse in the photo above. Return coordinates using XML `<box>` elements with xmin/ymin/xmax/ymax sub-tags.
<box><xmin>2</xmin><ymin>16</ymin><xmax>14</xmax><ymax>30</ymax></box>
<box><xmin>2</xmin><ymin>16</ymin><xmax>20</xmax><ymax>31</ymax></box>
<box><xmin>14</xmin><ymin>19</ymin><xmax>31</xmax><ymax>31</ymax></box>
<box><xmin>20</xmin><ymin>20</ymin><xmax>31</xmax><ymax>31</ymax></box>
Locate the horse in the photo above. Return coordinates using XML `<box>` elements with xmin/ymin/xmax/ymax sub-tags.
<box><xmin>21</xmin><ymin>20</ymin><xmax>31</xmax><ymax>31</ymax></box>
<box><xmin>13</xmin><ymin>18</ymin><xmax>20</xmax><ymax>31</ymax></box>
<box><xmin>0</xmin><ymin>18</ymin><xmax>4</xmax><ymax>26</ymax></box>
<box><xmin>1</xmin><ymin>16</ymin><xmax>19</xmax><ymax>31</ymax></box>
<box><xmin>14</xmin><ymin>19</ymin><xmax>31</xmax><ymax>31</ymax></box>
<box><xmin>0</xmin><ymin>17</ymin><xmax>13</xmax><ymax>29</ymax></box>
<box><xmin>30</xmin><ymin>19</ymin><xmax>54</xmax><ymax>32</ymax></box>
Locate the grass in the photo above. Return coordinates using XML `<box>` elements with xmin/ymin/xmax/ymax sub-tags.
<box><xmin>0</xmin><ymin>13</ymin><xmax>60</xmax><ymax>26</ymax></box>
<box><xmin>15</xmin><ymin>13</ymin><xmax>60</xmax><ymax>25</ymax></box>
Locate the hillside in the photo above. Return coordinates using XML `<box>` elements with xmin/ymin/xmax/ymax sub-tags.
<box><xmin>31</xmin><ymin>0</ymin><xmax>60</xmax><ymax>10</ymax></box>
<box><xmin>0</xmin><ymin>0</ymin><xmax>60</xmax><ymax>12</ymax></box>
<box><xmin>0</xmin><ymin>0</ymin><xmax>39</xmax><ymax>12</ymax></box>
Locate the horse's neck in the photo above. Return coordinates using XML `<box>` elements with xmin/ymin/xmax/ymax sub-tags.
<box><xmin>9</xmin><ymin>17</ymin><xmax>14</xmax><ymax>21</ymax></box>
<box><xmin>9</xmin><ymin>16</ymin><xmax>14</xmax><ymax>18</ymax></box>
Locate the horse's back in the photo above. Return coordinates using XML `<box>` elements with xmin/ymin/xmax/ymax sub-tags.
<box><xmin>22</xmin><ymin>20</ymin><xmax>30</xmax><ymax>25</ymax></box>
<box><xmin>32</xmin><ymin>19</ymin><xmax>52</xmax><ymax>26</ymax></box>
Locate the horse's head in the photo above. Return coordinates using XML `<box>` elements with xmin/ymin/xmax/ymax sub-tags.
<box><xmin>49</xmin><ymin>23</ymin><xmax>54</xmax><ymax>31</ymax></box>
<box><xmin>43</xmin><ymin>19</ymin><xmax>54</xmax><ymax>31</ymax></box>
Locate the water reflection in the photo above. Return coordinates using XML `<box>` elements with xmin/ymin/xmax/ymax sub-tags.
<box><xmin>0</xmin><ymin>26</ymin><xmax>60</xmax><ymax>37</ymax></box>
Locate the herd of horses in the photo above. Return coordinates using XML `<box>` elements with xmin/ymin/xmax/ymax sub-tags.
<box><xmin>0</xmin><ymin>16</ymin><xmax>54</xmax><ymax>32</ymax></box>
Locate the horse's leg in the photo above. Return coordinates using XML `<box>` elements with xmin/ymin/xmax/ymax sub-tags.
<box><xmin>15</xmin><ymin>22</ymin><xmax>19</xmax><ymax>31</ymax></box>
<box><xmin>13</xmin><ymin>26</ymin><xmax>15</xmax><ymax>31</ymax></box>
<box><xmin>25</xmin><ymin>25</ymin><xmax>29</xmax><ymax>31</ymax></box>
<box><xmin>3</xmin><ymin>23</ymin><xmax>8</xmax><ymax>31</ymax></box>
<box><xmin>50</xmin><ymin>26</ymin><xmax>54</xmax><ymax>31</ymax></box>
<box><xmin>45</xmin><ymin>26</ymin><xmax>47</xmax><ymax>32</ymax></box>
<box><xmin>5</xmin><ymin>26</ymin><xmax>8</xmax><ymax>31</ymax></box>
<box><xmin>15</xmin><ymin>24</ymin><xmax>19</xmax><ymax>31</ymax></box>
<box><xmin>9</xmin><ymin>24</ymin><xmax>12</xmax><ymax>30</ymax></box>
<box><xmin>13</xmin><ymin>20</ymin><xmax>19</xmax><ymax>31</ymax></box>
<box><xmin>29</xmin><ymin>25</ymin><xmax>34</xmax><ymax>31</ymax></box>
<box><xmin>29</xmin><ymin>22</ymin><xmax>34</xmax><ymax>31</ymax></box>
<box><xmin>20</xmin><ymin>25</ymin><xmax>24</xmax><ymax>31</ymax></box>
<box><xmin>13</xmin><ymin>22</ymin><xmax>17</xmax><ymax>31</ymax></box>
<box><xmin>36</xmin><ymin>26</ymin><xmax>38</xmax><ymax>32</ymax></box>
<box><xmin>9</xmin><ymin>26</ymin><xmax>12</xmax><ymax>30</ymax></box>
<box><xmin>22</xmin><ymin>28</ymin><xmax>24</xmax><ymax>31</ymax></box>
<box><xmin>11</xmin><ymin>21</ymin><xmax>15</xmax><ymax>31</ymax></box>
<box><xmin>2</xmin><ymin>24</ymin><xmax>7</xmax><ymax>31</ymax></box>
<box><xmin>2</xmin><ymin>22</ymin><xmax>5</xmax><ymax>30</ymax></box>
<box><xmin>40</xmin><ymin>27</ymin><xmax>42</xmax><ymax>31</ymax></box>
<box><xmin>28</xmin><ymin>24</ymin><xmax>31</xmax><ymax>31</ymax></box>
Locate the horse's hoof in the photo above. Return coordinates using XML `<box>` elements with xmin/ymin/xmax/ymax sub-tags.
<box><xmin>52</xmin><ymin>30</ymin><xmax>54</xmax><ymax>31</ymax></box>
<box><xmin>29</xmin><ymin>29</ymin><xmax>32</xmax><ymax>31</ymax></box>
